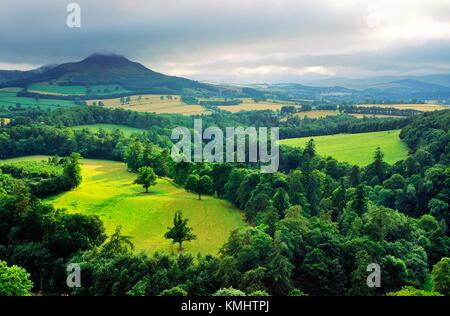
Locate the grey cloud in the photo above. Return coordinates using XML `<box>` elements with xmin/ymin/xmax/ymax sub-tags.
<box><xmin>0</xmin><ymin>0</ymin><xmax>449</xmax><ymax>82</ymax></box>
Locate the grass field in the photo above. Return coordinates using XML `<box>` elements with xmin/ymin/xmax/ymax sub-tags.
<box><xmin>87</xmin><ymin>94</ymin><xmax>211</xmax><ymax>115</ymax></box>
<box><xmin>28</xmin><ymin>83</ymin><xmax>130</xmax><ymax>96</ymax></box>
<box><xmin>28</xmin><ymin>83</ymin><xmax>87</xmax><ymax>95</ymax></box>
<box><xmin>27</xmin><ymin>158</ymin><xmax>245</xmax><ymax>255</ymax></box>
<box><xmin>70</xmin><ymin>124</ymin><xmax>145</xmax><ymax>136</ymax></box>
<box><xmin>0</xmin><ymin>89</ymin><xmax>78</xmax><ymax>110</ymax></box>
<box><xmin>280</xmin><ymin>130</ymin><xmax>408</xmax><ymax>165</ymax></box>
<box><xmin>356</xmin><ymin>103</ymin><xmax>447</xmax><ymax>111</ymax></box>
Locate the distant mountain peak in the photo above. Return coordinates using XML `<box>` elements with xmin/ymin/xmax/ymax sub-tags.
<box><xmin>0</xmin><ymin>53</ymin><xmax>216</xmax><ymax>94</ymax></box>
<box><xmin>79</xmin><ymin>53</ymin><xmax>138</xmax><ymax>68</ymax></box>
<box><xmin>86</xmin><ymin>53</ymin><xmax>126</xmax><ymax>59</ymax></box>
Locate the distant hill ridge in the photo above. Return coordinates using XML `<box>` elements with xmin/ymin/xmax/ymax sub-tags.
<box><xmin>1</xmin><ymin>54</ymin><xmax>450</xmax><ymax>101</ymax></box>
<box><xmin>0</xmin><ymin>54</ymin><xmax>216</xmax><ymax>95</ymax></box>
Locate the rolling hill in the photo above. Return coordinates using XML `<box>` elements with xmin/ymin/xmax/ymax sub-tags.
<box><xmin>267</xmin><ymin>80</ymin><xmax>450</xmax><ymax>101</ymax></box>
<box><xmin>0</xmin><ymin>54</ymin><xmax>218</xmax><ymax>95</ymax></box>
<box><xmin>44</xmin><ymin>158</ymin><xmax>246</xmax><ymax>254</ymax></box>
<box><xmin>0</xmin><ymin>156</ymin><xmax>246</xmax><ymax>254</ymax></box>
<box><xmin>303</xmin><ymin>75</ymin><xmax>450</xmax><ymax>101</ymax></box>
<box><xmin>1</xmin><ymin>54</ymin><xmax>450</xmax><ymax>102</ymax></box>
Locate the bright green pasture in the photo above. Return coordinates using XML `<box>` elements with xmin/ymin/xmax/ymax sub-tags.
<box><xmin>0</xmin><ymin>88</ymin><xmax>77</xmax><ymax>110</ymax></box>
<box><xmin>41</xmin><ymin>159</ymin><xmax>246</xmax><ymax>255</ymax></box>
<box><xmin>28</xmin><ymin>83</ymin><xmax>87</xmax><ymax>95</ymax></box>
<box><xmin>280</xmin><ymin>130</ymin><xmax>409</xmax><ymax>166</ymax></box>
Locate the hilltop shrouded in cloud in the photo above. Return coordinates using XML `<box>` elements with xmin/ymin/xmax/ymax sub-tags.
<box><xmin>0</xmin><ymin>0</ymin><xmax>449</xmax><ymax>83</ymax></box>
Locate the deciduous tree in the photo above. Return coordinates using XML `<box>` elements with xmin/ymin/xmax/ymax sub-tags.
<box><xmin>164</xmin><ymin>211</ymin><xmax>197</xmax><ymax>250</ymax></box>
<box><xmin>134</xmin><ymin>166</ymin><xmax>157</xmax><ymax>193</ymax></box>
<box><xmin>0</xmin><ymin>261</ymin><xmax>33</xmax><ymax>296</ymax></box>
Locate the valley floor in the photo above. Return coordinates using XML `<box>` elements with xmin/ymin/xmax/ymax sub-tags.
<box><xmin>2</xmin><ymin>156</ymin><xmax>246</xmax><ymax>255</ymax></box>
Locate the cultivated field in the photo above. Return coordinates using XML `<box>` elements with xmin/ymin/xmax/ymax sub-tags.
<box><xmin>70</xmin><ymin>124</ymin><xmax>145</xmax><ymax>136</ymax></box>
<box><xmin>219</xmin><ymin>104</ymin><xmax>408</xmax><ymax>118</ymax></box>
<box><xmin>295</xmin><ymin>110</ymin><xmax>340</xmax><ymax>119</ymax></box>
<box><xmin>280</xmin><ymin>130</ymin><xmax>408</xmax><ymax>165</ymax></box>
<box><xmin>39</xmin><ymin>159</ymin><xmax>246</xmax><ymax>254</ymax></box>
<box><xmin>87</xmin><ymin>94</ymin><xmax>211</xmax><ymax>115</ymax></box>
<box><xmin>348</xmin><ymin>113</ymin><xmax>405</xmax><ymax>119</ymax></box>
<box><xmin>356</xmin><ymin>103</ymin><xmax>447</xmax><ymax>112</ymax></box>
<box><xmin>292</xmin><ymin>111</ymin><xmax>403</xmax><ymax>119</ymax></box>
<box><xmin>218</xmin><ymin>98</ymin><xmax>299</xmax><ymax>113</ymax></box>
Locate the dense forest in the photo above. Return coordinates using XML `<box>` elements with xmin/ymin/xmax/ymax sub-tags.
<box><xmin>0</xmin><ymin>106</ymin><xmax>449</xmax><ymax>296</ymax></box>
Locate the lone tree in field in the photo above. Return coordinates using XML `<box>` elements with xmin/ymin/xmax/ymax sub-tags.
<box><xmin>63</xmin><ymin>152</ymin><xmax>82</xmax><ymax>189</ymax></box>
<box><xmin>134</xmin><ymin>166</ymin><xmax>157</xmax><ymax>193</ymax></box>
<box><xmin>185</xmin><ymin>174</ymin><xmax>213</xmax><ymax>200</ymax></box>
<box><xmin>164</xmin><ymin>211</ymin><xmax>197</xmax><ymax>250</ymax></box>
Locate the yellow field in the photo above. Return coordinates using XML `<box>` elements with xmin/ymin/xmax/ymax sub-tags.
<box><xmin>295</xmin><ymin>110</ymin><xmax>339</xmax><ymax>119</ymax></box>
<box><xmin>27</xmin><ymin>89</ymin><xmax>81</xmax><ymax>96</ymax></box>
<box><xmin>290</xmin><ymin>111</ymin><xmax>403</xmax><ymax>120</ymax></box>
<box><xmin>218</xmin><ymin>98</ymin><xmax>300</xmax><ymax>113</ymax></box>
<box><xmin>349</xmin><ymin>113</ymin><xmax>403</xmax><ymax>119</ymax></box>
<box><xmin>356</xmin><ymin>104</ymin><xmax>447</xmax><ymax>112</ymax></box>
<box><xmin>87</xmin><ymin>94</ymin><xmax>211</xmax><ymax>115</ymax></box>
<box><xmin>218</xmin><ymin>101</ymin><xmax>430</xmax><ymax>117</ymax></box>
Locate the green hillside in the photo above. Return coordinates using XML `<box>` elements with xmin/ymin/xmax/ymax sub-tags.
<box><xmin>42</xmin><ymin>159</ymin><xmax>246</xmax><ymax>255</ymax></box>
<box><xmin>28</xmin><ymin>83</ymin><xmax>130</xmax><ymax>96</ymax></box>
<box><xmin>280</xmin><ymin>130</ymin><xmax>409</xmax><ymax>165</ymax></box>
<box><xmin>6</xmin><ymin>54</ymin><xmax>216</xmax><ymax>95</ymax></box>
<box><xmin>0</xmin><ymin>88</ymin><xmax>77</xmax><ymax>110</ymax></box>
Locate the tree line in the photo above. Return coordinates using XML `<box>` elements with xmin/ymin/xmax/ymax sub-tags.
<box><xmin>340</xmin><ymin>105</ymin><xmax>421</xmax><ymax>117</ymax></box>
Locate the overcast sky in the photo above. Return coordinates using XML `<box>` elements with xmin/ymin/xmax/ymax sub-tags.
<box><xmin>1</xmin><ymin>0</ymin><xmax>450</xmax><ymax>83</ymax></box>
